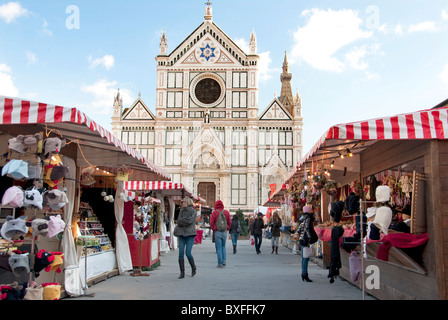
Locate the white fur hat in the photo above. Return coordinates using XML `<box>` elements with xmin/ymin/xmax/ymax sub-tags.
<box><xmin>373</xmin><ymin>206</ymin><xmax>392</xmax><ymax>235</ymax></box>
<box><xmin>376</xmin><ymin>185</ymin><xmax>391</xmax><ymax>202</ymax></box>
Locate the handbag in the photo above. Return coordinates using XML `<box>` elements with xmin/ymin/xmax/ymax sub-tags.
<box><xmin>265</xmin><ymin>228</ymin><xmax>272</xmax><ymax>239</ymax></box>
<box><xmin>250</xmin><ymin>236</ymin><xmax>254</xmax><ymax>245</ymax></box>
<box><xmin>237</xmin><ymin>221</ymin><xmax>242</xmax><ymax>234</ymax></box>
<box><xmin>302</xmin><ymin>246</ymin><xmax>315</xmax><ymax>258</ymax></box>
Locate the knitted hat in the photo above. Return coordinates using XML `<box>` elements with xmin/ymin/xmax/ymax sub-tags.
<box><xmin>47</xmin><ymin>214</ymin><xmax>66</xmax><ymax>238</ymax></box>
<box><xmin>45</xmin><ymin>252</ymin><xmax>64</xmax><ymax>273</ymax></box>
<box><xmin>1</xmin><ymin>159</ymin><xmax>29</xmax><ymax>180</ymax></box>
<box><xmin>345</xmin><ymin>192</ymin><xmax>360</xmax><ymax>214</ymax></box>
<box><xmin>44</xmin><ymin>189</ymin><xmax>69</xmax><ymax>210</ymax></box>
<box><xmin>8</xmin><ymin>136</ymin><xmax>26</xmax><ymax>154</ymax></box>
<box><xmin>366</xmin><ymin>207</ymin><xmax>377</xmax><ymax>218</ymax></box>
<box><xmin>34</xmin><ymin>249</ymin><xmax>54</xmax><ymax>277</ymax></box>
<box><xmin>8</xmin><ymin>251</ymin><xmax>30</xmax><ymax>277</ymax></box>
<box><xmin>1</xmin><ymin>186</ymin><xmax>24</xmax><ymax>208</ymax></box>
<box><xmin>330</xmin><ymin>201</ymin><xmax>344</xmax><ymax>223</ymax></box>
<box><xmin>43</xmin><ymin>137</ymin><xmax>66</xmax><ymax>157</ymax></box>
<box><xmin>42</xmin><ymin>283</ymin><xmax>61</xmax><ymax>300</ymax></box>
<box><xmin>24</xmin><ymin>283</ymin><xmax>43</xmax><ymax>300</ymax></box>
<box><xmin>31</xmin><ymin>218</ymin><xmax>49</xmax><ymax>237</ymax></box>
<box><xmin>375</xmin><ymin>185</ymin><xmax>391</xmax><ymax>203</ymax></box>
<box><xmin>0</xmin><ymin>282</ymin><xmax>27</xmax><ymax>300</ymax></box>
<box><xmin>24</xmin><ymin>187</ymin><xmax>45</xmax><ymax>210</ymax></box>
<box><xmin>373</xmin><ymin>206</ymin><xmax>392</xmax><ymax>235</ymax></box>
<box><xmin>0</xmin><ymin>216</ymin><xmax>28</xmax><ymax>241</ymax></box>
<box><xmin>303</xmin><ymin>205</ymin><xmax>312</xmax><ymax>213</ymax></box>
<box><xmin>349</xmin><ymin>251</ymin><xmax>362</xmax><ymax>282</ymax></box>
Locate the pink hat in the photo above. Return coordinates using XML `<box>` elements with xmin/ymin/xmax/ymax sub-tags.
<box><xmin>2</xmin><ymin>186</ymin><xmax>24</xmax><ymax>208</ymax></box>
<box><xmin>47</xmin><ymin>215</ymin><xmax>66</xmax><ymax>238</ymax></box>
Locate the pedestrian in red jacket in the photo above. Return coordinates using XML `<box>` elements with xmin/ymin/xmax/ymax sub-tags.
<box><xmin>210</xmin><ymin>200</ymin><xmax>231</xmax><ymax>267</ymax></box>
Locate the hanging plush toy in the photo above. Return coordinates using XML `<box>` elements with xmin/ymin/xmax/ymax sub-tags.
<box><xmin>399</xmin><ymin>175</ymin><xmax>413</xmax><ymax>198</ymax></box>
<box><xmin>43</xmin><ymin>137</ymin><xmax>66</xmax><ymax>158</ymax></box>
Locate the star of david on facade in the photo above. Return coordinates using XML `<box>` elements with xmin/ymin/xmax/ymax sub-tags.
<box><xmin>200</xmin><ymin>44</ymin><xmax>216</xmax><ymax>61</ymax></box>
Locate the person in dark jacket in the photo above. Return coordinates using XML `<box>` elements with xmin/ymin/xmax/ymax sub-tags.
<box><xmin>229</xmin><ymin>214</ymin><xmax>241</xmax><ymax>254</ymax></box>
<box><xmin>297</xmin><ymin>205</ymin><xmax>317</xmax><ymax>282</ymax></box>
<box><xmin>250</xmin><ymin>212</ymin><xmax>266</xmax><ymax>254</ymax></box>
<box><xmin>269</xmin><ymin>211</ymin><xmax>282</xmax><ymax>254</ymax></box>
<box><xmin>173</xmin><ymin>197</ymin><xmax>198</xmax><ymax>279</ymax></box>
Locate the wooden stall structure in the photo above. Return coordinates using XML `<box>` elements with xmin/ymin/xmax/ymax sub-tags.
<box><xmin>280</xmin><ymin>98</ymin><xmax>448</xmax><ymax>299</ymax></box>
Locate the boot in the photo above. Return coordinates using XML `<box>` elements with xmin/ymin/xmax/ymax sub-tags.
<box><xmin>233</xmin><ymin>245</ymin><xmax>237</xmax><ymax>254</ymax></box>
<box><xmin>188</xmin><ymin>257</ymin><xmax>196</xmax><ymax>277</ymax></box>
<box><xmin>271</xmin><ymin>246</ymin><xmax>275</xmax><ymax>254</ymax></box>
<box><xmin>275</xmin><ymin>246</ymin><xmax>278</xmax><ymax>254</ymax></box>
<box><xmin>301</xmin><ymin>273</ymin><xmax>313</xmax><ymax>282</ymax></box>
<box><xmin>178</xmin><ymin>259</ymin><xmax>185</xmax><ymax>279</ymax></box>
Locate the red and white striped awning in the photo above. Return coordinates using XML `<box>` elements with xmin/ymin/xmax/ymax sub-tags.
<box><xmin>287</xmin><ymin>103</ymin><xmax>448</xmax><ymax>182</ymax></box>
<box><xmin>0</xmin><ymin>95</ymin><xmax>170</xmax><ymax>180</ymax></box>
<box><xmin>124</xmin><ymin>181</ymin><xmax>206</xmax><ymax>203</ymax></box>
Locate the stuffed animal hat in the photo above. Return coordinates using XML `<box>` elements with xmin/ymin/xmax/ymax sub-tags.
<box><xmin>47</xmin><ymin>215</ymin><xmax>66</xmax><ymax>238</ymax></box>
<box><xmin>45</xmin><ymin>252</ymin><xmax>64</xmax><ymax>273</ymax></box>
<box><xmin>2</xmin><ymin>160</ymin><xmax>29</xmax><ymax>180</ymax></box>
<box><xmin>33</xmin><ymin>250</ymin><xmax>54</xmax><ymax>278</ymax></box>
<box><xmin>31</xmin><ymin>218</ymin><xmax>49</xmax><ymax>237</ymax></box>
<box><xmin>23</xmin><ymin>187</ymin><xmax>45</xmax><ymax>210</ymax></box>
<box><xmin>43</xmin><ymin>137</ymin><xmax>66</xmax><ymax>157</ymax></box>
<box><xmin>0</xmin><ymin>216</ymin><xmax>28</xmax><ymax>241</ymax></box>
<box><xmin>376</xmin><ymin>185</ymin><xmax>391</xmax><ymax>203</ymax></box>
<box><xmin>43</xmin><ymin>189</ymin><xmax>69</xmax><ymax>210</ymax></box>
<box><xmin>373</xmin><ymin>206</ymin><xmax>392</xmax><ymax>235</ymax></box>
<box><xmin>42</xmin><ymin>283</ymin><xmax>61</xmax><ymax>300</ymax></box>
<box><xmin>8</xmin><ymin>136</ymin><xmax>26</xmax><ymax>154</ymax></box>
<box><xmin>8</xmin><ymin>251</ymin><xmax>30</xmax><ymax>277</ymax></box>
<box><xmin>1</xmin><ymin>186</ymin><xmax>24</xmax><ymax>208</ymax></box>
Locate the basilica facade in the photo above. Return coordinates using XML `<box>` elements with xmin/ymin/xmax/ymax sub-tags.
<box><xmin>111</xmin><ymin>4</ymin><xmax>303</xmax><ymax>214</ymax></box>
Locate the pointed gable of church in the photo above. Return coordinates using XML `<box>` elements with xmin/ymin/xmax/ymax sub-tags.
<box><xmin>167</xmin><ymin>20</ymin><xmax>250</xmax><ymax>68</ymax></box>
<box><xmin>259</xmin><ymin>98</ymin><xmax>292</xmax><ymax>121</ymax></box>
<box><xmin>122</xmin><ymin>96</ymin><xmax>155</xmax><ymax>121</ymax></box>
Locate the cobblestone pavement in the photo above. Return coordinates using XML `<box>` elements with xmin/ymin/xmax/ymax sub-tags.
<box><xmin>67</xmin><ymin>235</ymin><xmax>375</xmax><ymax>301</ymax></box>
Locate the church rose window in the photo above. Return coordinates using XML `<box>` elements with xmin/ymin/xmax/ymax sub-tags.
<box><xmin>195</xmin><ymin>78</ymin><xmax>221</xmax><ymax>104</ymax></box>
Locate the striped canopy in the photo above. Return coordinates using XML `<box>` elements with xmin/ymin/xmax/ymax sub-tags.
<box><xmin>124</xmin><ymin>181</ymin><xmax>206</xmax><ymax>203</ymax></box>
<box><xmin>0</xmin><ymin>95</ymin><xmax>170</xmax><ymax>180</ymax></box>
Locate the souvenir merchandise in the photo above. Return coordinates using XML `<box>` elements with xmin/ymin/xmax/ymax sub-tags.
<box><xmin>80</xmin><ymin>171</ymin><xmax>95</xmax><ymax>186</ymax></box>
<box><xmin>45</xmin><ymin>252</ymin><xmax>64</xmax><ymax>273</ymax></box>
<box><xmin>23</xmin><ymin>186</ymin><xmax>45</xmax><ymax>210</ymax></box>
<box><xmin>375</xmin><ymin>185</ymin><xmax>391</xmax><ymax>202</ymax></box>
<box><xmin>345</xmin><ymin>192</ymin><xmax>360</xmax><ymax>214</ymax></box>
<box><xmin>44</xmin><ymin>165</ymin><xmax>69</xmax><ymax>187</ymax></box>
<box><xmin>47</xmin><ymin>214</ymin><xmax>66</xmax><ymax>238</ymax></box>
<box><xmin>33</xmin><ymin>249</ymin><xmax>54</xmax><ymax>278</ymax></box>
<box><xmin>43</xmin><ymin>137</ymin><xmax>66</xmax><ymax>158</ymax></box>
<box><xmin>42</xmin><ymin>283</ymin><xmax>61</xmax><ymax>300</ymax></box>
<box><xmin>8</xmin><ymin>133</ymin><xmax>42</xmax><ymax>154</ymax></box>
<box><xmin>0</xmin><ymin>216</ymin><xmax>28</xmax><ymax>241</ymax></box>
<box><xmin>1</xmin><ymin>159</ymin><xmax>29</xmax><ymax>180</ymax></box>
<box><xmin>8</xmin><ymin>250</ymin><xmax>30</xmax><ymax>277</ymax></box>
<box><xmin>30</xmin><ymin>218</ymin><xmax>49</xmax><ymax>237</ymax></box>
<box><xmin>23</xmin><ymin>283</ymin><xmax>43</xmax><ymax>300</ymax></box>
<box><xmin>349</xmin><ymin>251</ymin><xmax>362</xmax><ymax>282</ymax></box>
<box><xmin>1</xmin><ymin>186</ymin><xmax>24</xmax><ymax>208</ymax></box>
<box><xmin>330</xmin><ymin>201</ymin><xmax>344</xmax><ymax>223</ymax></box>
<box><xmin>0</xmin><ymin>281</ymin><xmax>27</xmax><ymax>300</ymax></box>
<box><xmin>43</xmin><ymin>189</ymin><xmax>69</xmax><ymax>210</ymax></box>
<box><xmin>373</xmin><ymin>206</ymin><xmax>393</xmax><ymax>235</ymax></box>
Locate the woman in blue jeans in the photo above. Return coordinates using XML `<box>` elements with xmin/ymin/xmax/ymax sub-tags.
<box><xmin>173</xmin><ymin>197</ymin><xmax>198</xmax><ymax>279</ymax></box>
<box><xmin>297</xmin><ymin>205</ymin><xmax>316</xmax><ymax>282</ymax></box>
<box><xmin>229</xmin><ymin>214</ymin><xmax>241</xmax><ymax>254</ymax></box>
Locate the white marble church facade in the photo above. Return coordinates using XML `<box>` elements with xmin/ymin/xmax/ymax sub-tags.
<box><xmin>111</xmin><ymin>4</ymin><xmax>303</xmax><ymax>214</ymax></box>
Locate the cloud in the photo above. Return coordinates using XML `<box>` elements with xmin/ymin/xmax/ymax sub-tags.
<box><xmin>234</xmin><ymin>38</ymin><xmax>279</xmax><ymax>81</ymax></box>
<box><xmin>0</xmin><ymin>1</ymin><xmax>28</xmax><ymax>23</ymax></box>
<box><xmin>81</xmin><ymin>79</ymin><xmax>132</xmax><ymax>115</ymax></box>
<box><xmin>88</xmin><ymin>54</ymin><xmax>115</xmax><ymax>70</ymax></box>
<box><xmin>291</xmin><ymin>8</ymin><xmax>373</xmax><ymax>72</ymax></box>
<box><xmin>441</xmin><ymin>63</ymin><xmax>448</xmax><ymax>83</ymax></box>
<box><xmin>26</xmin><ymin>51</ymin><xmax>38</xmax><ymax>64</ymax></box>
<box><xmin>442</xmin><ymin>9</ymin><xmax>448</xmax><ymax>20</ymax></box>
<box><xmin>0</xmin><ymin>63</ymin><xmax>19</xmax><ymax>97</ymax></box>
<box><xmin>408</xmin><ymin>21</ymin><xmax>438</xmax><ymax>33</ymax></box>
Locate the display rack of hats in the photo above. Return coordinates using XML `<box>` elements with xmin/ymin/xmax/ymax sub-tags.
<box><xmin>0</xmin><ymin>133</ymin><xmax>69</xmax><ymax>300</ymax></box>
<box><xmin>75</xmin><ymin>202</ymin><xmax>113</xmax><ymax>256</ymax></box>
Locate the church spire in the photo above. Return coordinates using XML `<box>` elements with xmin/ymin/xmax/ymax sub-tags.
<box><xmin>159</xmin><ymin>29</ymin><xmax>168</xmax><ymax>56</ymax></box>
<box><xmin>204</xmin><ymin>1</ymin><xmax>213</xmax><ymax>21</ymax></box>
<box><xmin>249</xmin><ymin>29</ymin><xmax>257</xmax><ymax>55</ymax></box>
<box><xmin>279</xmin><ymin>51</ymin><xmax>294</xmax><ymax>117</ymax></box>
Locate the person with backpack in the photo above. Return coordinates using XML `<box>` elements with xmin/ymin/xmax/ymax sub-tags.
<box><xmin>210</xmin><ymin>200</ymin><xmax>231</xmax><ymax>268</ymax></box>
<box><xmin>250</xmin><ymin>212</ymin><xmax>266</xmax><ymax>254</ymax></box>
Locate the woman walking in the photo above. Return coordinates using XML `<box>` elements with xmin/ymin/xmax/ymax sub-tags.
<box><xmin>250</xmin><ymin>212</ymin><xmax>266</xmax><ymax>254</ymax></box>
<box><xmin>229</xmin><ymin>214</ymin><xmax>241</xmax><ymax>254</ymax></box>
<box><xmin>297</xmin><ymin>205</ymin><xmax>318</xmax><ymax>282</ymax></box>
<box><xmin>210</xmin><ymin>200</ymin><xmax>231</xmax><ymax>267</ymax></box>
<box><xmin>173</xmin><ymin>197</ymin><xmax>198</xmax><ymax>279</ymax></box>
<box><xmin>269</xmin><ymin>211</ymin><xmax>282</xmax><ymax>254</ymax></box>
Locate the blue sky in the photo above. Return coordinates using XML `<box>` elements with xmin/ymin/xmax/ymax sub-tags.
<box><xmin>0</xmin><ymin>0</ymin><xmax>447</xmax><ymax>153</ymax></box>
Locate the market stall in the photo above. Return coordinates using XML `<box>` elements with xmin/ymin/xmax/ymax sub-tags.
<box><xmin>123</xmin><ymin>181</ymin><xmax>205</xmax><ymax>269</ymax></box>
<box><xmin>0</xmin><ymin>95</ymin><xmax>170</xmax><ymax>299</ymax></box>
<box><xmin>279</xmin><ymin>99</ymin><xmax>448</xmax><ymax>299</ymax></box>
